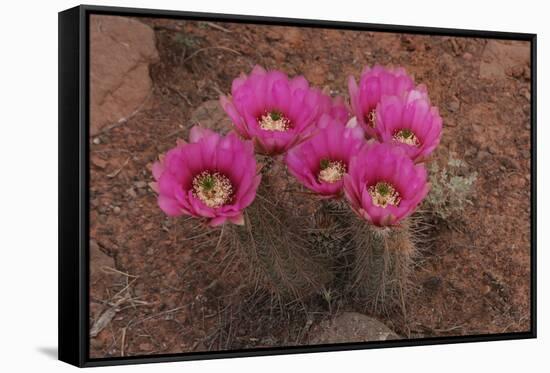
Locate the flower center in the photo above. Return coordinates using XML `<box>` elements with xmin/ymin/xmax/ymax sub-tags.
<box><xmin>318</xmin><ymin>159</ymin><xmax>346</xmax><ymax>183</ymax></box>
<box><xmin>192</xmin><ymin>171</ymin><xmax>233</xmax><ymax>208</ymax></box>
<box><xmin>365</xmin><ymin>109</ymin><xmax>376</xmax><ymax>128</ymax></box>
<box><xmin>258</xmin><ymin>110</ymin><xmax>291</xmax><ymax>132</ymax></box>
<box><xmin>368</xmin><ymin>181</ymin><xmax>401</xmax><ymax>208</ymax></box>
<box><xmin>393</xmin><ymin>129</ymin><xmax>420</xmax><ymax>146</ymax></box>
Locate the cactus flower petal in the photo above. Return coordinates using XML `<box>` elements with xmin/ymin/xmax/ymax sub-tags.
<box><xmin>152</xmin><ymin>126</ymin><xmax>261</xmax><ymax>226</ymax></box>
<box><xmin>348</xmin><ymin>65</ymin><xmax>415</xmax><ymax>138</ymax></box>
<box><xmin>221</xmin><ymin>65</ymin><xmax>349</xmax><ymax>155</ymax></box>
<box><xmin>285</xmin><ymin>115</ymin><xmax>365</xmax><ymax>198</ymax></box>
<box><xmin>376</xmin><ymin>89</ymin><xmax>442</xmax><ymax>162</ymax></box>
<box><xmin>344</xmin><ymin>143</ymin><xmax>429</xmax><ymax>226</ymax></box>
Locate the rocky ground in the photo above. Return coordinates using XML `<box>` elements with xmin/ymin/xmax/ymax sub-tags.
<box><xmin>88</xmin><ymin>15</ymin><xmax>532</xmax><ymax>358</ymax></box>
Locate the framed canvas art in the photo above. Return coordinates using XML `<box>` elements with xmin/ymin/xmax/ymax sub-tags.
<box><xmin>59</xmin><ymin>4</ymin><xmax>537</xmax><ymax>367</ymax></box>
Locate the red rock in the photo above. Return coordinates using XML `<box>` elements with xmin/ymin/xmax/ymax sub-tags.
<box><xmin>91</xmin><ymin>156</ymin><xmax>108</xmax><ymax>169</ymax></box>
<box><xmin>90</xmin><ymin>15</ymin><xmax>159</xmax><ymax>135</ymax></box>
<box><xmin>308</xmin><ymin>312</ymin><xmax>400</xmax><ymax>344</ymax></box>
<box><xmin>479</xmin><ymin>40</ymin><xmax>530</xmax><ymax>80</ymax></box>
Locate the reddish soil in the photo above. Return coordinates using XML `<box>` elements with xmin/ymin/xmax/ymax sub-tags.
<box><xmin>89</xmin><ymin>17</ymin><xmax>531</xmax><ymax>358</ymax></box>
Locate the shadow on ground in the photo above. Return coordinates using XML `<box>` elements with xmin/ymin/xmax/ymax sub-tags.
<box><xmin>37</xmin><ymin>347</ymin><xmax>58</xmax><ymax>360</ymax></box>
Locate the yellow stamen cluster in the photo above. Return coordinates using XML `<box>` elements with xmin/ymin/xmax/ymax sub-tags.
<box><xmin>366</xmin><ymin>109</ymin><xmax>377</xmax><ymax>128</ymax></box>
<box><xmin>258</xmin><ymin>111</ymin><xmax>291</xmax><ymax>132</ymax></box>
<box><xmin>368</xmin><ymin>181</ymin><xmax>401</xmax><ymax>208</ymax></box>
<box><xmin>192</xmin><ymin>171</ymin><xmax>233</xmax><ymax>208</ymax></box>
<box><xmin>318</xmin><ymin>160</ymin><xmax>347</xmax><ymax>183</ymax></box>
<box><xmin>393</xmin><ymin>129</ymin><xmax>420</xmax><ymax>146</ymax></box>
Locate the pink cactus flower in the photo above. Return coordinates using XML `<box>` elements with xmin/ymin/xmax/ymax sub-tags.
<box><xmin>343</xmin><ymin>143</ymin><xmax>429</xmax><ymax>226</ymax></box>
<box><xmin>348</xmin><ymin>65</ymin><xmax>415</xmax><ymax>138</ymax></box>
<box><xmin>285</xmin><ymin>115</ymin><xmax>365</xmax><ymax>198</ymax></box>
<box><xmin>375</xmin><ymin>89</ymin><xmax>443</xmax><ymax>163</ymax></box>
<box><xmin>319</xmin><ymin>95</ymin><xmax>351</xmax><ymax>125</ymax></box>
<box><xmin>151</xmin><ymin>126</ymin><xmax>261</xmax><ymax>227</ymax></box>
<box><xmin>220</xmin><ymin>65</ymin><xmax>347</xmax><ymax>155</ymax></box>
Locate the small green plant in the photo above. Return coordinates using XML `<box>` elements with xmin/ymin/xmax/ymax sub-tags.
<box><xmin>173</xmin><ymin>33</ymin><xmax>199</xmax><ymax>49</ymax></box>
<box><xmin>425</xmin><ymin>156</ymin><xmax>477</xmax><ymax>221</ymax></box>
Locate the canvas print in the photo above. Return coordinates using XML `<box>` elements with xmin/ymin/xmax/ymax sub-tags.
<box><xmin>88</xmin><ymin>14</ymin><xmax>532</xmax><ymax>358</ymax></box>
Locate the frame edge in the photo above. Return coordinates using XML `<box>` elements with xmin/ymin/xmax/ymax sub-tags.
<box><xmin>58</xmin><ymin>5</ymin><xmax>86</xmax><ymax>368</ymax></box>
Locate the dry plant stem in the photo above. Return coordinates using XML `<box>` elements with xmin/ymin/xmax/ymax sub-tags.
<box><xmin>351</xmin><ymin>219</ymin><xmax>416</xmax><ymax>316</ymax></box>
<box><xmin>228</xmin><ymin>164</ymin><xmax>332</xmax><ymax>302</ymax></box>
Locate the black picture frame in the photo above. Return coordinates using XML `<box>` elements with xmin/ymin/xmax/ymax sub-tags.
<box><xmin>58</xmin><ymin>4</ymin><xmax>537</xmax><ymax>368</ymax></box>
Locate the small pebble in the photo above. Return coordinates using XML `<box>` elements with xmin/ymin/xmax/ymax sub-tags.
<box><xmin>501</xmin><ymin>157</ymin><xmax>519</xmax><ymax>170</ymax></box>
<box><xmin>477</xmin><ymin>150</ymin><xmax>491</xmax><ymax>162</ymax></box>
<box><xmin>464</xmin><ymin>148</ymin><xmax>476</xmax><ymax>158</ymax></box>
<box><xmin>90</xmin><ymin>337</ymin><xmax>105</xmax><ymax>349</ymax></box>
<box><xmin>113</xmin><ymin>206</ymin><xmax>121</xmax><ymax>215</ymax></box>
<box><xmin>523</xmin><ymin>66</ymin><xmax>531</xmax><ymax>80</ymax></box>
<box><xmin>93</xmin><ymin>137</ymin><xmax>101</xmax><ymax>145</ymax></box>
<box><xmin>91</xmin><ymin>157</ymin><xmax>107</xmax><ymax>169</ymax></box>
<box><xmin>519</xmin><ymin>88</ymin><xmax>531</xmax><ymax>101</ymax></box>
<box><xmin>139</xmin><ymin>343</ymin><xmax>153</xmax><ymax>352</ymax></box>
<box><xmin>134</xmin><ymin>181</ymin><xmax>147</xmax><ymax>189</ymax></box>
<box><xmin>423</xmin><ymin>276</ymin><xmax>442</xmax><ymax>292</ymax></box>
<box><xmin>511</xmin><ymin>65</ymin><xmax>524</xmax><ymax>79</ymax></box>
<box><xmin>126</xmin><ymin>188</ymin><xmax>137</xmax><ymax>198</ymax></box>
<box><xmin>150</xmin><ymin>270</ymin><xmax>161</xmax><ymax>277</ymax></box>
<box><xmin>448</xmin><ymin>98</ymin><xmax>460</xmax><ymax>112</ymax></box>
